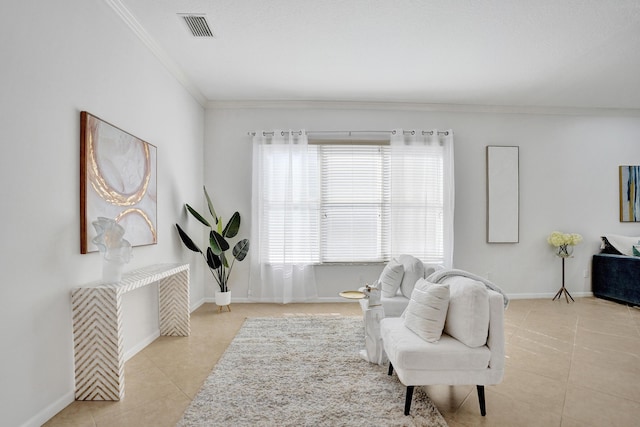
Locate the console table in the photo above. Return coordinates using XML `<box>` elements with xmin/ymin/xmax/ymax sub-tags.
<box><xmin>71</xmin><ymin>263</ymin><xmax>190</xmax><ymax>400</ymax></box>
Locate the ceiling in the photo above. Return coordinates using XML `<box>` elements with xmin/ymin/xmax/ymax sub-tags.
<box><xmin>114</xmin><ymin>0</ymin><xmax>640</xmax><ymax>110</ymax></box>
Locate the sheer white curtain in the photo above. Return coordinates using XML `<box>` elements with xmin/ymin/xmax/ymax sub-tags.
<box><xmin>390</xmin><ymin>129</ymin><xmax>454</xmax><ymax>268</ymax></box>
<box><xmin>249</xmin><ymin>130</ymin><xmax>319</xmax><ymax>303</ymax></box>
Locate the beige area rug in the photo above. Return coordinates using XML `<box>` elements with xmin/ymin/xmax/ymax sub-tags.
<box><xmin>177</xmin><ymin>316</ymin><xmax>447</xmax><ymax>427</ymax></box>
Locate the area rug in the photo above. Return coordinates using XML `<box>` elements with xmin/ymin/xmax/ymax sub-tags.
<box><xmin>177</xmin><ymin>316</ymin><xmax>447</xmax><ymax>427</ymax></box>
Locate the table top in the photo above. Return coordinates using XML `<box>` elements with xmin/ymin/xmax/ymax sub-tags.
<box><xmin>339</xmin><ymin>290</ymin><xmax>365</xmax><ymax>299</ymax></box>
<box><xmin>73</xmin><ymin>263</ymin><xmax>189</xmax><ymax>291</ymax></box>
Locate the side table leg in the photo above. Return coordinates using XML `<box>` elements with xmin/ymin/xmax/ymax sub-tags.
<box><xmin>72</xmin><ymin>288</ymin><xmax>123</xmax><ymax>400</ymax></box>
<box><xmin>159</xmin><ymin>269</ymin><xmax>190</xmax><ymax>336</ymax></box>
<box><xmin>361</xmin><ymin>306</ymin><xmax>387</xmax><ymax>365</ymax></box>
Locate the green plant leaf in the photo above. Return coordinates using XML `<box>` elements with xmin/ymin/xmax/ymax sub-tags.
<box><xmin>186</xmin><ymin>203</ymin><xmax>211</xmax><ymax>228</ymax></box>
<box><xmin>206</xmin><ymin>247</ymin><xmax>221</xmax><ymax>269</ymax></box>
<box><xmin>209</xmin><ymin>230</ymin><xmax>230</xmax><ymax>255</ymax></box>
<box><xmin>221</xmin><ymin>251</ymin><xmax>229</xmax><ymax>268</ymax></box>
<box><xmin>223</xmin><ymin>212</ymin><xmax>241</xmax><ymax>238</ymax></box>
<box><xmin>203</xmin><ymin>186</ymin><xmax>218</xmax><ymax>224</ymax></box>
<box><xmin>233</xmin><ymin>239</ymin><xmax>250</xmax><ymax>261</ymax></box>
<box><xmin>175</xmin><ymin>224</ymin><xmax>202</xmax><ymax>254</ymax></box>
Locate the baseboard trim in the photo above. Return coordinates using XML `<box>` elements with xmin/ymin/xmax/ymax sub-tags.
<box><xmin>190</xmin><ymin>297</ymin><xmax>206</xmax><ymax>312</ymax></box>
<box><xmin>32</xmin><ymin>329</ymin><xmax>167</xmax><ymax>427</ymax></box>
<box><xmin>20</xmin><ymin>390</ymin><xmax>75</xmax><ymax>427</ymax></box>
<box><xmin>123</xmin><ymin>330</ymin><xmax>160</xmax><ymax>362</ymax></box>
<box><xmin>509</xmin><ymin>291</ymin><xmax>594</xmax><ymax>300</ymax></box>
<box><xmin>121</xmin><ymin>296</ymin><xmax>214</xmax><ymax>362</ymax></box>
<box><xmin>225</xmin><ymin>292</ymin><xmax>595</xmax><ymax>304</ymax></box>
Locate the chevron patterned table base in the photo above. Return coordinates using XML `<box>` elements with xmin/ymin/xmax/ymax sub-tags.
<box><xmin>72</xmin><ymin>264</ymin><xmax>190</xmax><ymax>401</ymax></box>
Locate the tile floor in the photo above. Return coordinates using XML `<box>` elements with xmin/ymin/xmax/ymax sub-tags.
<box><xmin>45</xmin><ymin>297</ymin><xmax>640</xmax><ymax>427</ymax></box>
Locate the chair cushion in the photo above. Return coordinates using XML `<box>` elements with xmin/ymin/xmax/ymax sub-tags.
<box><xmin>398</xmin><ymin>255</ymin><xmax>425</xmax><ymax>298</ymax></box>
<box><xmin>379</xmin><ymin>260</ymin><xmax>404</xmax><ymax>297</ymax></box>
<box><xmin>380</xmin><ymin>295</ymin><xmax>411</xmax><ymax>317</ymax></box>
<box><xmin>381</xmin><ymin>317</ymin><xmax>491</xmax><ymax>371</ymax></box>
<box><xmin>403</xmin><ymin>279</ymin><xmax>449</xmax><ymax>342</ymax></box>
<box><xmin>441</xmin><ymin>276</ymin><xmax>490</xmax><ymax>348</ymax></box>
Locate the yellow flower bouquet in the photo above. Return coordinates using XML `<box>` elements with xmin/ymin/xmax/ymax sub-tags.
<box><xmin>547</xmin><ymin>231</ymin><xmax>583</xmax><ymax>257</ymax></box>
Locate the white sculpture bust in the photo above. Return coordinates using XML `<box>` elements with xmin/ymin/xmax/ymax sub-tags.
<box><xmin>362</xmin><ymin>281</ymin><xmax>381</xmax><ymax>307</ymax></box>
<box><xmin>359</xmin><ymin>280</ymin><xmax>386</xmax><ymax>365</ymax></box>
<box><xmin>92</xmin><ymin>217</ymin><xmax>132</xmax><ymax>283</ymax></box>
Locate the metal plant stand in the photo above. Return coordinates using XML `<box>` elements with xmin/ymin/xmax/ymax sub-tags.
<box><xmin>553</xmin><ymin>257</ymin><xmax>574</xmax><ymax>303</ymax></box>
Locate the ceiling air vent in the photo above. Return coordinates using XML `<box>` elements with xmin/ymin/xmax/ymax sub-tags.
<box><xmin>180</xmin><ymin>14</ymin><xmax>214</xmax><ymax>37</ymax></box>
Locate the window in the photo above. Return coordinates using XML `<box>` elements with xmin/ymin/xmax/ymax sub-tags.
<box><xmin>257</xmin><ymin>135</ymin><xmax>449</xmax><ymax>265</ymax></box>
<box><xmin>319</xmin><ymin>143</ymin><xmax>389</xmax><ymax>262</ymax></box>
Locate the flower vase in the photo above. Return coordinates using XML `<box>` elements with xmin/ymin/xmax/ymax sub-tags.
<box><xmin>215</xmin><ymin>291</ymin><xmax>231</xmax><ymax>312</ymax></box>
<box><xmin>556</xmin><ymin>244</ymin><xmax>573</xmax><ymax>258</ymax></box>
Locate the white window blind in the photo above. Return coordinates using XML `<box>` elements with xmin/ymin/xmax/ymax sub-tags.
<box><xmin>319</xmin><ymin>144</ymin><xmax>390</xmax><ymax>262</ymax></box>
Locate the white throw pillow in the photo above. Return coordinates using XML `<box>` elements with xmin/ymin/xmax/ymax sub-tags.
<box><xmin>603</xmin><ymin>234</ymin><xmax>640</xmax><ymax>257</ymax></box>
<box><xmin>398</xmin><ymin>254</ymin><xmax>426</xmax><ymax>298</ymax></box>
<box><xmin>442</xmin><ymin>276</ymin><xmax>490</xmax><ymax>348</ymax></box>
<box><xmin>379</xmin><ymin>260</ymin><xmax>405</xmax><ymax>297</ymax></box>
<box><xmin>403</xmin><ymin>279</ymin><xmax>450</xmax><ymax>343</ymax></box>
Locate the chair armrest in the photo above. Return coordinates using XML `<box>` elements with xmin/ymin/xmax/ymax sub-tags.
<box><xmin>487</xmin><ymin>290</ymin><xmax>505</xmax><ymax>370</ymax></box>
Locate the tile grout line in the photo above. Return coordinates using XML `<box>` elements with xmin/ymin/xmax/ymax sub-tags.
<box><xmin>560</xmin><ymin>311</ymin><xmax>580</xmax><ymax>425</ymax></box>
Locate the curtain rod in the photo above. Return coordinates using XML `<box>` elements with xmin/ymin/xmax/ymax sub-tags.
<box><xmin>247</xmin><ymin>130</ymin><xmax>450</xmax><ymax>137</ymax></box>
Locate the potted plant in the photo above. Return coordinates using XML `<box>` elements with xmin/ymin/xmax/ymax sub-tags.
<box><xmin>175</xmin><ymin>186</ymin><xmax>249</xmax><ymax>310</ymax></box>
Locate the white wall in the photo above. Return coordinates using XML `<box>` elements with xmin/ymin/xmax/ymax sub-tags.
<box><xmin>205</xmin><ymin>104</ymin><xmax>640</xmax><ymax>300</ymax></box>
<box><xmin>0</xmin><ymin>1</ymin><xmax>205</xmax><ymax>426</ymax></box>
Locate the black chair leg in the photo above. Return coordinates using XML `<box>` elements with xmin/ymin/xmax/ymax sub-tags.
<box><xmin>404</xmin><ymin>386</ymin><xmax>415</xmax><ymax>415</ymax></box>
<box><xmin>388</xmin><ymin>363</ymin><xmax>394</xmax><ymax>376</ymax></box>
<box><xmin>477</xmin><ymin>385</ymin><xmax>486</xmax><ymax>416</ymax></box>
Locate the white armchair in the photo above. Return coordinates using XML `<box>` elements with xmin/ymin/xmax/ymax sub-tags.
<box><xmin>380</xmin><ymin>275</ymin><xmax>506</xmax><ymax>416</ymax></box>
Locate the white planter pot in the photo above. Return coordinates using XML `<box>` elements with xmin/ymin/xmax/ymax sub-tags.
<box><xmin>215</xmin><ymin>291</ymin><xmax>231</xmax><ymax>308</ymax></box>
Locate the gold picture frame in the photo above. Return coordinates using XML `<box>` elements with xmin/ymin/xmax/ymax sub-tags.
<box><xmin>619</xmin><ymin>165</ymin><xmax>640</xmax><ymax>222</ymax></box>
<box><xmin>80</xmin><ymin>111</ymin><xmax>157</xmax><ymax>253</ymax></box>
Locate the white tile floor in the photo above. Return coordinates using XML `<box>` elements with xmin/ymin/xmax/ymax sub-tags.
<box><xmin>45</xmin><ymin>298</ymin><xmax>640</xmax><ymax>426</ymax></box>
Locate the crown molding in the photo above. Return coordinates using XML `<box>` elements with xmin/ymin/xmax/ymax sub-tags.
<box><xmin>207</xmin><ymin>99</ymin><xmax>640</xmax><ymax>117</ymax></box>
<box><xmin>102</xmin><ymin>0</ymin><xmax>640</xmax><ymax>117</ymax></box>
<box><xmin>104</xmin><ymin>0</ymin><xmax>207</xmax><ymax>107</ymax></box>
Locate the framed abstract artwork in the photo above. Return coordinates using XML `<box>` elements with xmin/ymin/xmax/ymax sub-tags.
<box><xmin>620</xmin><ymin>165</ymin><xmax>640</xmax><ymax>222</ymax></box>
<box><xmin>486</xmin><ymin>145</ymin><xmax>519</xmax><ymax>243</ymax></box>
<box><xmin>80</xmin><ymin>111</ymin><xmax>157</xmax><ymax>253</ymax></box>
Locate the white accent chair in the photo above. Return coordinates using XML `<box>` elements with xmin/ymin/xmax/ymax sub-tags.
<box><xmin>380</xmin><ymin>278</ymin><xmax>506</xmax><ymax>416</ymax></box>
